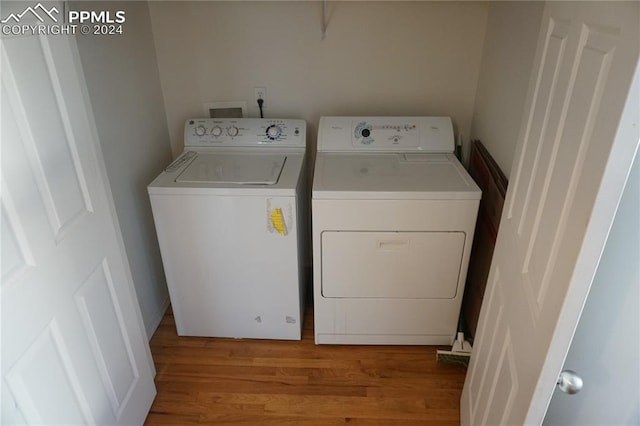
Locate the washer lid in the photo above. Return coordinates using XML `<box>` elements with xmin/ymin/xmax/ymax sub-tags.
<box><xmin>176</xmin><ymin>153</ymin><xmax>286</xmax><ymax>185</ymax></box>
<box><xmin>312</xmin><ymin>153</ymin><xmax>481</xmax><ymax>200</ymax></box>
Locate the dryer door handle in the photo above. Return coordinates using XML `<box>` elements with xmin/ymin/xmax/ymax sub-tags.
<box><xmin>377</xmin><ymin>239</ymin><xmax>409</xmax><ymax>251</ymax></box>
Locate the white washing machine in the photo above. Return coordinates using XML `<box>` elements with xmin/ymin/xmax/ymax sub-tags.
<box><xmin>149</xmin><ymin>118</ymin><xmax>308</xmax><ymax>340</ymax></box>
<box><xmin>312</xmin><ymin>116</ymin><xmax>481</xmax><ymax>345</ymax></box>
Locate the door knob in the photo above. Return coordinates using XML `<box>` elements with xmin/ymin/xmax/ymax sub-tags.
<box><xmin>557</xmin><ymin>370</ymin><xmax>583</xmax><ymax>394</ymax></box>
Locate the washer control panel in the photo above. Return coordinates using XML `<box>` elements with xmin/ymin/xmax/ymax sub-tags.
<box><xmin>184</xmin><ymin>118</ymin><xmax>306</xmax><ymax>148</ymax></box>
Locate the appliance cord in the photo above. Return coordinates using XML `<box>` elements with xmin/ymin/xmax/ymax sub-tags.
<box><xmin>257</xmin><ymin>98</ymin><xmax>264</xmax><ymax>118</ymax></box>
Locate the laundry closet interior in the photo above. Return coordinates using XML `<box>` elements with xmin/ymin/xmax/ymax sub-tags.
<box><xmin>6</xmin><ymin>1</ymin><xmax>636</xmax><ymax>424</ymax></box>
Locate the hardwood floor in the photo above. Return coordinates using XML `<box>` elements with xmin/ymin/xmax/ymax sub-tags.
<box><xmin>145</xmin><ymin>308</ymin><xmax>467</xmax><ymax>425</ymax></box>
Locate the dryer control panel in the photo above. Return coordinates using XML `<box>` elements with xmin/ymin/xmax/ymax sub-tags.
<box><xmin>353</xmin><ymin>121</ymin><xmax>420</xmax><ymax>148</ymax></box>
<box><xmin>317</xmin><ymin>116</ymin><xmax>454</xmax><ymax>153</ymax></box>
<box><xmin>184</xmin><ymin>118</ymin><xmax>306</xmax><ymax>148</ymax></box>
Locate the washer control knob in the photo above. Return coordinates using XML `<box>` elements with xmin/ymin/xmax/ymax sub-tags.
<box><xmin>195</xmin><ymin>125</ymin><xmax>206</xmax><ymax>136</ymax></box>
<box><xmin>211</xmin><ymin>126</ymin><xmax>223</xmax><ymax>137</ymax></box>
<box><xmin>266</xmin><ymin>125</ymin><xmax>282</xmax><ymax>140</ymax></box>
<box><xmin>227</xmin><ymin>126</ymin><xmax>239</xmax><ymax>137</ymax></box>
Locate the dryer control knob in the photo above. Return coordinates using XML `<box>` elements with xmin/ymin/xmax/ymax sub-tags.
<box><xmin>266</xmin><ymin>125</ymin><xmax>282</xmax><ymax>140</ymax></box>
<box><xmin>211</xmin><ymin>126</ymin><xmax>223</xmax><ymax>137</ymax></box>
<box><xmin>227</xmin><ymin>126</ymin><xmax>239</xmax><ymax>137</ymax></box>
<box><xmin>195</xmin><ymin>125</ymin><xmax>206</xmax><ymax>136</ymax></box>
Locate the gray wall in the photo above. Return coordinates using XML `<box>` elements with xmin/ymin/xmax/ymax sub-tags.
<box><xmin>544</xmin><ymin>149</ymin><xmax>640</xmax><ymax>425</ymax></box>
<box><xmin>74</xmin><ymin>1</ymin><xmax>172</xmax><ymax>338</ymax></box>
<box><xmin>470</xmin><ymin>1</ymin><xmax>544</xmax><ymax>176</ymax></box>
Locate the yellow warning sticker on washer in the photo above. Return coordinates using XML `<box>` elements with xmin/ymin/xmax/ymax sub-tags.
<box><xmin>270</xmin><ymin>208</ymin><xmax>287</xmax><ymax>235</ymax></box>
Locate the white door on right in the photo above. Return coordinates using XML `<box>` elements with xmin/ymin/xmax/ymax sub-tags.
<box><xmin>461</xmin><ymin>2</ymin><xmax>639</xmax><ymax>425</ymax></box>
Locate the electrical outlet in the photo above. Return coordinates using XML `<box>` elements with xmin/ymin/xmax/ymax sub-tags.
<box><xmin>254</xmin><ymin>87</ymin><xmax>266</xmax><ymax>107</ymax></box>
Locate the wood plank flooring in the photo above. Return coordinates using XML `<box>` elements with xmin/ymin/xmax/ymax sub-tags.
<box><xmin>145</xmin><ymin>308</ymin><xmax>467</xmax><ymax>425</ymax></box>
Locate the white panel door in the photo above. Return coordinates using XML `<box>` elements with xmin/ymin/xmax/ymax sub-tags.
<box><xmin>0</xmin><ymin>8</ymin><xmax>156</xmax><ymax>426</ymax></box>
<box><xmin>461</xmin><ymin>2</ymin><xmax>639</xmax><ymax>425</ymax></box>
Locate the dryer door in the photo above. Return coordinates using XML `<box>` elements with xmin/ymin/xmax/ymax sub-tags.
<box><xmin>321</xmin><ymin>231</ymin><xmax>465</xmax><ymax>299</ymax></box>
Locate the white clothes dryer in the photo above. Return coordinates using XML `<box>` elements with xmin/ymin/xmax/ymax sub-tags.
<box><xmin>149</xmin><ymin>118</ymin><xmax>308</xmax><ymax>340</ymax></box>
<box><xmin>312</xmin><ymin>117</ymin><xmax>481</xmax><ymax>345</ymax></box>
